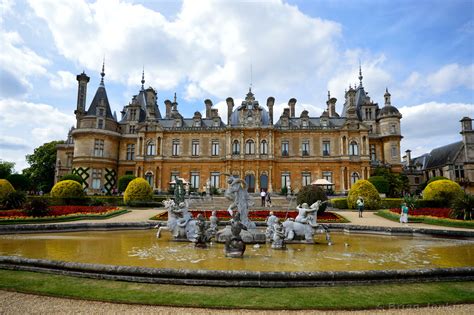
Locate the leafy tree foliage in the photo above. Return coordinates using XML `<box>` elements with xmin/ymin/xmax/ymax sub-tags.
<box><xmin>60</xmin><ymin>174</ymin><xmax>84</xmax><ymax>185</ymax></box>
<box><xmin>451</xmin><ymin>193</ymin><xmax>474</xmax><ymax>220</ymax></box>
<box><xmin>296</xmin><ymin>185</ymin><xmax>328</xmax><ymax>214</ymax></box>
<box><xmin>372</xmin><ymin>167</ymin><xmax>409</xmax><ymax>197</ymax></box>
<box><xmin>0</xmin><ymin>160</ymin><xmax>15</xmax><ymax>179</ymax></box>
<box><xmin>6</xmin><ymin>174</ymin><xmax>31</xmax><ymax>191</ymax></box>
<box><xmin>118</xmin><ymin>175</ymin><xmax>136</xmax><ymax>193</ymax></box>
<box><xmin>368</xmin><ymin>176</ymin><xmax>390</xmax><ymax>194</ymax></box>
<box><xmin>23</xmin><ymin>140</ymin><xmax>64</xmax><ymax>192</ymax></box>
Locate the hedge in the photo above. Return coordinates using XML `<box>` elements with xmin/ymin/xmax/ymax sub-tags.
<box><xmin>330</xmin><ymin>197</ymin><xmax>348</xmax><ymax>209</ymax></box>
<box><xmin>347</xmin><ymin>180</ymin><xmax>381</xmax><ymax>210</ymax></box>
<box><xmin>26</xmin><ymin>195</ymin><xmax>168</xmax><ymax>207</ymax></box>
<box><xmin>379</xmin><ymin>198</ymin><xmax>403</xmax><ymax>209</ymax></box>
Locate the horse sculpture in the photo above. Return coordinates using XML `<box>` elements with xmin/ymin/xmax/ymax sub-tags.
<box><xmin>156</xmin><ymin>199</ymin><xmax>198</xmax><ymax>242</ymax></box>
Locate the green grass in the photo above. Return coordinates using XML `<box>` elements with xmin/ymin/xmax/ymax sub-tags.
<box><xmin>375</xmin><ymin>210</ymin><xmax>474</xmax><ymax>229</ymax></box>
<box><xmin>0</xmin><ymin>209</ymin><xmax>130</xmax><ymax>225</ymax></box>
<box><xmin>0</xmin><ymin>269</ymin><xmax>473</xmax><ymax>309</ymax></box>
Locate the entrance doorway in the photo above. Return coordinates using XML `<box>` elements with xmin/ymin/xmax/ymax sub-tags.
<box><xmin>245</xmin><ymin>174</ymin><xmax>255</xmax><ymax>193</ymax></box>
<box><xmin>260</xmin><ymin>174</ymin><xmax>268</xmax><ymax>191</ymax></box>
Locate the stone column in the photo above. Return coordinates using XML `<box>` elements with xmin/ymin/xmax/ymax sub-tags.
<box><xmin>340</xmin><ymin>167</ymin><xmax>345</xmax><ymax>192</ymax></box>
<box><xmin>240</xmin><ymin>130</ymin><xmax>244</xmax><ymax>159</ymax></box>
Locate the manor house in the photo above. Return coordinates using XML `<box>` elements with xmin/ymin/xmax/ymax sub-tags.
<box><xmin>55</xmin><ymin>64</ymin><xmax>403</xmax><ymax>194</ymax></box>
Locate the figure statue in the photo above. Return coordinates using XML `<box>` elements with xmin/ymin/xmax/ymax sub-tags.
<box><xmin>283</xmin><ymin>200</ymin><xmax>329</xmax><ymax>243</ymax></box>
<box><xmin>271</xmin><ymin>221</ymin><xmax>286</xmax><ymax>250</ymax></box>
<box><xmin>224</xmin><ymin>175</ymin><xmax>255</xmax><ymax>229</ymax></box>
<box><xmin>157</xmin><ymin>199</ymin><xmax>198</xmax><ymax>242</ymax></box>
<box><xmin>174</xmin><ymin>178</ymin><xmax>186</xmax><ymax>205</ymax></box>
<box><xmin>194</xmin><ymin>213</ymin><xmax>208</xmax><ymax>248</ymax></box>
<box><xmin>206</xmin><ymin>210</ymin><xmax>219</xmax><ymax>239</ymax></box>
<box><xmin>225</xmin><ymin>212</ymin><xmax>247</xmax><ymax>257</ymax></box>
<box><xmin>265</xmin><ymin>211</ymin><xmax>279</xmax><ymax>239</ymax></box>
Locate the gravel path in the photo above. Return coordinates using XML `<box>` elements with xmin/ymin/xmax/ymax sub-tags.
<box><xmin>1</xmin><ymin>290</ymin><xmax>472</xmax><ymax>315</ymax></box>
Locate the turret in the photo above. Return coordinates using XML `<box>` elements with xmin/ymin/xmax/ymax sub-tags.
<box><xmin>384</xmin><ymin>88</ymin><xmax>391</xmax><ymax>106</ymax></box>
<box><xmin>460</xmin><ymin>117</ymin><xmax>474</xmax><ymax>162</ymax></box>
<box><xmin>164</xmin><ymin>99</ymin><xmax>172</xmax><ymax>118</ymax></box>
<box><xmin>266</xmin><ymin>96</ymin><xmax>275</xmax><ymax>124</ymax></box>
<box><xmin>226</xmin><ymin>97</ymin><xmax>234</xmax><ymax>126</ymax></box>
<box><xmin>288</xmin><ymin>98</ymin><xmax>297</xmax><ymax>118</ymax></box>
<box><xmin>75</xmin><ymin>72</ymin><xmax>90</xmax><ymax>121</ymax></box>
<box><xmin>205</xmin><ymin>99</ymin><xmax>213</xmax><ymax>118</ymax></box>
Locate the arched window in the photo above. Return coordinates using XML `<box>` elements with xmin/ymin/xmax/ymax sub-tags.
<box><xmin>146</xmin><ymin>141</ymin><xmax>155</xmax><ymax>156</ymax></box>
<box><xmin>232</xmin><ymin>140</ymin><xmax>240</xmax><ymax>155</ymax></box>
<box><xmin>351</xmin><ymin>172</ymin><xmax>360</xmax><ymax>185</ymax></box>
<box><xmin>349</xmin><ymin>141</ymin><xmax>359</xmax><ymax>156</ymax></box>
<box><xmin>260</xmin><ymin>140</ymin><xmax>268</xmax><ymax>155</ymax></box>
<box><xmin>245</xmin><ymin>140</ymin><xmax>255</xmax><ymax>155</ymax></box>
<box><xmin>145</xmin><ymin>171</ymin><xmax>154</xmax><ymax>187</ymax></box>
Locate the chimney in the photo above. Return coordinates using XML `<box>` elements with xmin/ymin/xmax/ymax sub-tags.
<box><xmin>288</xmin><ymin>98</ymin><xmax>297</xmax><ymax>118</ymax></box>
<box><xmin>405</xmin><ymin>150</ymin><xmax>412</xmax><ymax>166</ymax></box>
<box><xmin>75</xmin><ymin>72</ymin><xmax>90</xmax><ymax>116</ymax></box>
<box><xmin>266</xmin><ymin>97</ymin><xmax>275</xmax><ymax>124</ymax></box>
<box><xmin>164</xmin><ymin>100</ymin><xmax>172</xmax><ymax>118</ymax></box>
<box><xmin>226</xmin><ymin>97</ymin><xmax>234</xmax><ymax>126</ymax></box>
<box><xmin>283</xmin><ymin>108</ymin><xmax>290</xmax><ymax>117</ymax></box>
<box><xmin>327</xmin><ymin>97</ymin><xmax>337</xmax><ymax>117</ymax></box>
<box><xmin>204</xmin><ymin>99</ymin><xmax>213</xmax><ymax>118</ymax></box>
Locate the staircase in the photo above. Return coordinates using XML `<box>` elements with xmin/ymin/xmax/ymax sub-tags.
<box><xmin>186</xmin><ymin>195</ymin><xmax>296</xmax><ymax>211</ymax></box>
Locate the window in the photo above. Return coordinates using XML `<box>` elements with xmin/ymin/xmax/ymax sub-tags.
<box><xmin>94</xmin><ymin>139</ymin><xmax>104</xmax><ymax>157</ymax></box>
<box><xmin>126</xmin><ymin>144</ymin><xmax>135</xmax><ymax>160</ymax></box>
<box><xmin>281</xmin><ymin>141</ymin><xmax>289</xmax><ymax>156</ymax></box>
<box><xmin>192</xmin><ymin>140</ymin><xmax>200</xmax><ymax>156</ymax></box>
<box><xmin>97</xmin><ymin>119</ymin><xmax>104</xmax><ymax>129</ymax></box>
<box><xmin>370</xmin><ymin>144</ymin><xmax>376</xmax><ymax>161</ymax></box>
<box><xmin>92</xmin><ymin>169</ymin><xmax>102</xmax><ymax>189</ymax></box>
<box><xmin>455</xmin><ymin>165</ymin><xmax>465</xmax><ymax>179</ymax></box>
<box><xmin>210</xmin><ymin>172</ymin><xmax>220</xmax><ymax>188</ymax></box>
<box><xmin>172</xmin><ymin>140</ymin><xmax>180</xmax><ymax>156</ymax></box>
<box><xmin>245</xmin><ymin>140</ymin><xmax>255</xmax><ymax>155</ymax></box>
<box><xmin>390</xmin><ymin>124</ymin><xmax>396</xmax><ymax>134</ymax></box>
<box><xmin>99</xmin><ymin>108</ymin><xmax>104</xmax><ymax>117</ymax></box>
<box><xmin>302</xmin><ymin>140</ymin><xmax>310</xmax><ymax>156</ymax></box>
<box><xmin>145</xmin><ymin>172</ymin><xmax>153</xmax><ymax>187</ymax></box>
<box><xmin>322</xmin><ymin>171</ymin><xmax>332</xmax><ymax>183</ymax></box>
<box><xmin>129</xmin><ymin>125</ymin><xmax>135</xmax><ymax>134</ymax></box>
<box><xmin>281</xmin><ymin>172</ymin><xmax>290</xmax><ymax>188</ymax></box>
<box><xmin>211</xmin><ymin>140</ymin><xmax>219</xmax><ymax>156</ymax></box>
<box><xmin>213</xmin><ymin>120</ymin><xmax>219</xmax><ymax>127</ymax></box>
<box><xmin>365</xmin><ymin>108</ymin><xmax>373</xmax><ymax>120</ymax></box>
<box><xmin>125</xmin><ymin>170</ymin><xmax>134</xmax><ymax>175</ymax></box>
<box><xmin>349</xmin><ymin>141</ymin><xmax>359</xmax><ymax>156</ymax></box>
<box><xmin>351</xmin><ymin>172</ymin><xmax>360</xmax><ymax>185</ymax></box>
<box><xmin>322</xmin><ymin>141</ymin><xmax>330</xmax><ymax>156</ymax></box>
<box><xmin>232</xmin><ymin>140</ymin><xmax>240</xmax><ymax>155</ymax></box>
<box><xmin>414</xmin><ymin>177</ymin><xmax>420</xmax><ymax>185</ymax></box>
<box><xmin>391</xmin><ymin>145</ymin><xmax>398</xmax><ymax>158</ymax></box>
<box><xmin>302</xmin><ymin>119</ymin><xmax>308</xmax><ymax>127</ymax></box>
<box><xmin>146</xmin><ymin>141</ymin><xmax>155</xmax><ymax>156</ymax></box>
<box><xmin>170</xmin><ymin>171</ymin><xmax>179</xmax><ymax>183</ymax></box>
<box><xmin>66</xmin><ymin>154</ymin><xmax>72</xmax><ymax>167</ymax></box>
<box><xmin>175</xmin><ymin>119</ymin><xmax>182</xmax><ymax>127</ymax></box>
<box><xmin>190</xmin><ymin>172</ymin><xmax>200</xmax><ymax>189</ymax></box>
<box><xmin>302</xmin><ymin>172</ymin><xmax>311</xmax><ymax>186</ymax></box>
<box><xmin>129</xmin><ymin>109</ymin><xmax>137</xmax><ymax>121</ymax></box>
<box><xmin>194</xmin><ymin>120</ymin><xmax>201</xmax><ymax>127</ymax></box>
<box><xmin>260</xmin><ymin>140</ymin><xmax>268</xmax><ymax>155</ymax></box>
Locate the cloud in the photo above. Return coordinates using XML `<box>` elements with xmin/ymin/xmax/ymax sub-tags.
<box><xmin>49</xmin><ymin>70</ymin><xmax>76</xmax><ymax>90</ymax></box>
<box><xmin>399</xmin><ymin>102</ymin><xmax>474</xmax><ymax>157</ymax></box>
<box><xmin>0</xmin><ymin>135</ymin><xmax>30</xmax><ymax>151</ymax></box>
<box><xmin>0</xmin><ymin>68</ymin><xmax>29</xmax><ymax>97</ymax></box>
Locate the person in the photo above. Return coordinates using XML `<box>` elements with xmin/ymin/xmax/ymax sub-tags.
<box><xmin>265</xmin><ymin>192</ymin><xmax>272</xmax><ymax>207</ymax></box>
<box><xmin>260</xmin><ymin>189</ymin><xmax>266</xmax><ymax>207</ymax></box>
<box><xmin>400</xmin><ymin>202</ymin><xmax>409</xmax><ymax>224</ymax></box>
<box><xmin>356</xmin><ymin>197</ymin><xmax>364</xmax><ymax>218</ymax></box>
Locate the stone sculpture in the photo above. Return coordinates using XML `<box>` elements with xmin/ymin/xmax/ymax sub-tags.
<box><xmin>265</xmin><ymin>211</ymin><xmax>279</xmax><ymax>239</ymax></box>
<box><xmin>224</xmin><ymin>212</ymin><xmax>247</xmax><ymax>257</ymax></box>
<box><xmin>271</xmin><ymin>221</ymin><xmax>286</xmax><ymax>250</ymax></box>
<box><xmin>157</xmin><ymin>199</ymin><xmax>198</xmax><ymax>242</ymax></box>
<box><xmin>224</xmin><ymin>175</ymin><xmax>255</xmax><ymax>229</ymax></box>
<box><xmin>194</xmin><ymin>213</ymin><xmax>208</xmax><ymax>248</ymax></box>
<box><xmin>283</xmin><ymin>200</ymin><xmax>330</xmax><ymax>243</ymax></box>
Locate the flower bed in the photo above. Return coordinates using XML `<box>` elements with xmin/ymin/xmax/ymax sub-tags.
<box><xmin>151</xmin><ymin>210</ymin><xmax>348</xmax><ymax>223</ymax></box>
<box><xmin>389</xmin><ymin>208</ymin><xmax>452</xmax><ymax>218</ymax></box>
<box><xmin>376</xmin><ymin>209</ymin><xmax>474</xmax><ymax>229</ymax></box>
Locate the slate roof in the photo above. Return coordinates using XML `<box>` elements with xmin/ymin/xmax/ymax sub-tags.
<box><xmin>159</xmin><ymin>118</ymin><xmax>226</xmax><ymax>129</ymax></box>
<box><xmin>425</xmin><ymin>141</ymin><xmax>463</xmax><ymax>169</ymax></box>
<box><xmin>86</xmin><ymin>85</ymin><xmax>115</xmax><ymax>120</ymax></box>
<box><xmin>273</xmin><ymin>117</ymin><xmax>346</xmax><ymax>128</ymax></box>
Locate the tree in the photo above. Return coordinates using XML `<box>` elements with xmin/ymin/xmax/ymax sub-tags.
<box><xmin>0</xmin><ymin>160</ymin><xmax>15</xmax><ymax>179</ymax></box>
<box><xmin>6</xmin><ymin>174</ymin><xmax>31</xmax><ymax>191</ymax></box>
<box><xmin>23</xmin><ymin>140</ymin><xmax>64</xmax><ymax>193</ymax></box>
<box><xmin>60</xmin><ymin>174</ymin><xmax>84</xmax><ymax>185</ymax></box>
<box><xmin>118</xmin><ymin>175</ymin><xmax>136</xmax><ymax>193</ymax></box>
<box><xmin>372</xmin><ymin>167</ymin><xmax>409</xmax><ymax>197</ymax></box>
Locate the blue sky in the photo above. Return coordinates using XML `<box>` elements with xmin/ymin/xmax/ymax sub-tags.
<box><xmin>0</xmin><ymin>0</ymin><xmax>473</xmax><ymax>172</ymax></box>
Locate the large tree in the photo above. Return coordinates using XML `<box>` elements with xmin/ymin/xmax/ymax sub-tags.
<box><xmin>23</xmin><ymin>140</ymin><xmax>63</xmax><ymax>192</ymax></box>
<box><xmin>0</xmin><ymin>160</ymin><xmax>15</xmax><ymax>179</ymax></box>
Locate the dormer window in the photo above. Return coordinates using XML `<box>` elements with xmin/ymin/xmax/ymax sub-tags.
<box><xmin>99</xmin><ymin>108</ymin><xmax>104</xmax><ymax>116</ymax></box>
<box><xmin>129</xmin><ymin>109</ymin><xmax>137</xmax><ymax>121</ymax></box>
<box><xmin>97</xmin><ymin>119</ymin><xmax>104</xmax><ymax>129</ymax></box>
<box><xmin>321</xmin><ymin>119</ymin><xmax>328</xmax><ymax>128</ymax></box>
<box><xmin>302</xmin><ymin>119</ymin><xmax>308</xmax><ymax>128</ymax></box>
<box><xmin>194</xmin><ymin>120</ymin><xmax>201</xmax><ymax>127</ymax></box>
<box><xmin>213</xmin><ymin>119</ymin><xmax>220</xmax><ymax>127</ymax></box>
<box><xmin>175</xmin><ymin>119</ymin><xmax>182</xmax><ymax>128</ymax></box>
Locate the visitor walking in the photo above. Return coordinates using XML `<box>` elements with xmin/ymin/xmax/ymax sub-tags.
<box><xmin>265</xmin><ymin>192</ymin><xmax>272</xmax><ymax>207</ymax></box>
<box><xmin>260</xmin><ymin>189</ymin><xmax>266</xmax><ymax>207</ymax></box>
<box><xmin>356</xmin><ymin>197</ymin><xmax>364</xmax><ymax>218</ymax></box>
<box><xmin>400</xmin><ymin>202</ymin><xmax>409</xmax><ymax>224</ymax></box>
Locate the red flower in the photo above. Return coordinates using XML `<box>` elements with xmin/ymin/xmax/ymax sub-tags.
<box><xmin>389</xmin><ymin>208</ymin><xmax>452</xmax><ymax>218</ymax></box>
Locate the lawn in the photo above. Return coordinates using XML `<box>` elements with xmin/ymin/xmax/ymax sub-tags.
<box><xmin>376</xmin><ymin>209</ymin><xmax>474</xmax><ymax>229</ymax></box>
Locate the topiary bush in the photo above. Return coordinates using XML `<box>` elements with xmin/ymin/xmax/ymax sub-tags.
<box><xmin>2</xmin><ymin>191</ymin><xmax>26</xmax><ymax>209</ymax></box>
<box><xmin>347</xmin><ymin>179</ymin><xmax>381</xmax><ymax>210</ymax></box>
<box><xmin>422</xmin><ymin>179</ymin><xmax>463</xmax><ymax>206</ymax></box>
<box><xmin>24</xmin><ymin>197</ymin><xmax>50</xmax><ymax>217</ymax></box>
<box><xmin>123</xmin><ymin>178</ymin><xmax>153</xmax><ymax>205</ymax></box>
<box><xmin>50</xmin><ymin>180</ymin><xmax>84</xmax><ymax>198</ymax></box>
<box><xmin>59</xmin><ymin>174</ymin><xmax>84</xmax><ymax>185</ymax></box>
<box><xmin>330</xmin><ymin>197</ymin><xmax>348</xmax><ymax>209</ymax></box>
<box><xmin>0</xmin><ymin>179</ymin><xmax>15</xmax><ymax>201</ymax></box>
<box><xmin>368</xmin><ymin>176</ymin><xmax>389</xmax><ymax>195</ymax></box>
<box><xmin>118</xmin><ymin>175</ymin><xmax>136</xmax><ymax>193</ymax></box>
<box><xmin>296</xmin><ymin>185</ymin><xmax>328</xmax><ymax>214</ymax></box>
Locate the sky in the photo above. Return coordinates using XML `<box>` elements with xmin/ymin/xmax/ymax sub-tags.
<box><xmin>0</xmin><ymin>0</ymin><xmax>473</xmax><ymax>172</ymax></box>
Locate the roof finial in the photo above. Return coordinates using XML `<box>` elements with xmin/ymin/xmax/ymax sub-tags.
<box><xmin>173</xmin><ymin>92</ymin><xmax>177</xmax><ymax>103</ymax></box>
<box><xmin>250</xmin><ymin>63</ymin><xmax>253</xmax><ymax>92</ymax></box>
<box><xmin>141</xmin><ymin>66</ymin><xmax>145</xmax><ymax>90</ymax></box>
<box><xmin>100</xmin><ymin>58</ymin><xmax>105</xmax><ymax>86</ymax></box>
<box><xmin>358</xmin><ymin>61</ymin><xmax>363</xmax><ymax>86</ymax></box>
<box><xmin>328</xmin><ymin>90</ymin><xmax>331</xmax><ymax>100</ymax></box>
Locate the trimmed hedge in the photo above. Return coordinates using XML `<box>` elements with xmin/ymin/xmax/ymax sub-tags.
<box><xmin>123</xmin><ymin>178</ymin><xmax>153</xmax><ymax>205</ymax></box>
<box><xmin>379</xmin><ymin>198</ymin><xmax>403</xmax><ymax>209</ymax></box>
<box><xmin>427</xmin><ymin>176</ymin><xmax>448</xmax><ymax>185</ymax></box>
<box><xmin>50</xmin><ymin>180</ymin><xmax>84</xmax><ymax>199</ymax></box>
<box><xmin>347</xmin><ymin>180</ymin><xmax>381</xmax><ymax>210</ymax></box>
<box><xmin>0</xmin><ymin>179</ymin><xmax>15</xmax><ymax>201</ymax></box>
<box><xmin>368</xmin><ymin>176</ymin><xmax>389</xmax><ymax>194</ymax></box>
<box><xmin>26</xmin><ymin>195</ymin><xmax>168</xmax><ymax>207</ymax></box>
<box><xmin>330</xmin><ymin>197</ymin><xmax>348</xmax><ymax>209</ymax></box>
<box><xmin>423</xmin><ymin>180</ymin><xmax>464</xmax><ymax>203</ymax></box>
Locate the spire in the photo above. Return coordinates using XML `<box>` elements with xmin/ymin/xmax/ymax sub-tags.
<box><xmin>100</xmin><ymin>58</ymin><xmax>105</xmax><ymax>86</ymax></box>
<box><xmin>358</xmin><ymin>62</ymin><xmax>363</xmax><ymax>87</ymax></box>
<box><xmin>141</xmin><ymin>67</ymin><xmax>145</xmax><ymax>90</ymax></box>
<box><xmin>328</xmin><ymin>90</ymin><xmax>331</xmax><ymax>100</ymax></box>
<box><xmin>173</xmin><ymin>92</ymin><xmax>177</xmax><ymax>103</ymax></box>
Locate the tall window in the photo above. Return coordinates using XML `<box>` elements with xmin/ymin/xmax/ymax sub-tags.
<box><xmin>99</xmin><ymin>108</ymin><xmax>104</xmax><ymax>116</ymax></box>
<box><xmin>232</xmin><ymin>140</ymin><xmax>240</xmax><ymax>155</ymax></box>
<box><xmin>281</xmin><ymin>172</ymin><xmax>290</xmax><ymax>189</ymax></box>
<box><xmin>322</xmin><ymin>141</ymin><xmax>330</xmax><ymax>156</ymax></box>
<box><xmin>145</xmin><ymin>172</ymin><xmax>153</xmax><ymax>187</ymax></box>
<box><xmin>260</xmin><ymin>140</ymin><xmax>268</xmax><ymax>155</ymax></box>
<box><xmin>129</xmin><ymin>125</ymin><xmax>136</xmax><ymax>134</ymax></box>
<box><xmin>351</xmin><ymin>172</ymin><xmax>360</xmax><ymax>185</ymax></box>
<box><xmin>454</xmin><ymin>165</ymin><xmax>464</xmax><ymax>179</ymax></box>
<box><xmin>192</xmin><ymin>140</ymin><xmax>200</xmax><ymax>156</ymax></box>
<box><xmin>370</xmin><ymin>144</ymin><xmax>376</xmax><ymax>161</ymax></box>
<box><xmin>146</xmin><ymin>141</ymin><xmax>155</xmax><ymax>156</ymax></box>
<box><xmin>190</xmin><ymin>172</ymin><xmax>200</xmax><ymax>189</ymax></box>
<box><xmin>322</xmin><ymin>171</ymin><xmax>332</xmax><ymax>183</ymax></box>
<box><xmin>245</xmin><ymin>140</ymin><xmax>255</xmax><ymax>155</ymax></box>
<box><xmin>92</xmin><ymin>169</ymin><xmax>102</xmax><ymax>189</ymax></box>
<box><xmin>281</xmin><ymin>141</ymin><xmax>289</xmax><ymax>156</ymax></box>
<box><xmin>349</xmin><ymin>141</ymin><xmax>359</xmax><ymax>156</ymax></box>
<box><xmin>94</xmin><ymin>139</ymin><xmax>104</xmax><ymax>157</ymax></box>
<box><xmin>210</xmin><ymin>172</ymin><xmax>220</xmax><ymax>188</ymax></box>
<box><xmin>302</xmin><ymin>140</ymin><xmax>310</xmax><ymax>156</ymax></box>
<box><xmin>211</xmin><ymin>140</ymin><xmax>219</xmax><ymax>156</ymax></box>
<box><xmin>126</xmin><ymin>144</ymin><xmax>135</xmax><ymax>160</ymax></box>
<box><xmin>390</xmin><ymin>124</ymin><xmax>396</xmax><ymax>134</ymax></box>
<box><xmin>129</xmin><ymin>109</ymin><xmax>137</xmax><ymax>120</ymax></box>
<box><xmin>391</xmin><ymin>145</ymin><xmax>397</xmax><ymax>158</ymax></box>
<box><xmin>302</xmin><ymin>172</ymin><xmax>311</xmax><ymax>186</ymax></box>
<box><xmin>97</xmin><ymin>119</ymin><xmax>104</xmax><ymax>129</ymax></box>
<box><xmin>172</xmin><ymin>139</ymin><xmax>180</xmax><ymax>156</ymax></box>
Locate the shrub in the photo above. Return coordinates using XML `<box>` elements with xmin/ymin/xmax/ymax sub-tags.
<box><xmin>118</xmin><ymin>175</ymin><xmax>136</xmax><ymax>193</ymax></box>
<box><xmin>50</xmin><ymin>180</ymin><xmax>84</xmax><ymax>198</ymax></box>
<box><xmin>422</xmin><ymin>179</ymin><xmax>463</xmax><ymax>205</ymax></box>
<box><xmin>2</xmin><ymin>191</ymin><xmax>26</xmax><ymax>209</ymax></box>
<box><xmin>6</xmin><ymin>174</ymin><xmax>30</xmax><ymax>191</ymax></box>
<box><xmin>59</xmin><ymin>174</ymin><xmax>84</xmax><ymax>185</ymax></box>
<box><xmin>123</xmin><ymin>178</ymin><xmax>153</xmax><ymax>205</ymax></box>
<box><xmin>427</xmin><ymin>176</ymin><xmax>448</xmax><ymax>185</ymax></box>
<box><xmin>0</xmin><ymin>179</ymin><xmax>15</xmax><ymax>201</ymax></box>
<box><xmin>88</xmin><ymin>197</ymin><xmax>105</xmax><ymax>206</ymax></box>
<box><xmin>415</xmin><ymin>199</ymin><xmax>449</xmax><ymax>208</ymax></box>
<box><xmin>24</xmin><ymin>198</ymin><xmax>50</xmax><ymax>217</ymax></box>
<box><xmin>379</xmin><ymin>198</ymin><xmax>403</xmax><ymax>209</ymax></box>
<box><xmin>296</xmin><ymin>185</ymin><xmax>328</xmax><ymax>214</ymax></box>
<box><xmin>347</xmin><ymin>180</ymin><xmax>381</xmax><ymax>210</ymax></box>
<box><xmin>330</xmin><ymin>197</ymin><xmax>348</xmax><ymax>209</ymax></box>
<box><xmin>368</xmin><ymin>176</ymin><xmax>390</xmax><ymax>194</ymax></box>
<box><xmin>450</xmin><ymin>193</ymin><xmax>474</xmax><ymax>220</ymax></box>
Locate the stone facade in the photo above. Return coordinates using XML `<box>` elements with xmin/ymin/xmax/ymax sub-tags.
<box><xmin>56</xmin><ymin>66</ymin><xmax>403</xmax><ymax>195</ymax></box>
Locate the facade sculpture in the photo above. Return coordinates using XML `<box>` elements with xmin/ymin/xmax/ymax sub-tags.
<box><xmin>56</xmin><ymin>64</ymin><xmax>403</xmax><ymax>195</ymax></box>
